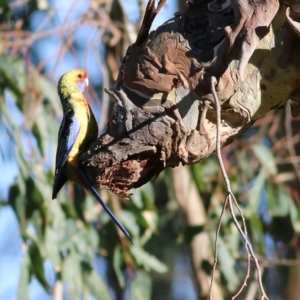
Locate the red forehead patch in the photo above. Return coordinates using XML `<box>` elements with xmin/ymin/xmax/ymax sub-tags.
<box><xmin>76</xmin><ymin>70</ymin><xmax>88</xmax><ymax>82</ymax></box>
<box><xmin>81</xmin><ymin>71</ymin><xmax>88</xmax><ymax>79</ymax></box>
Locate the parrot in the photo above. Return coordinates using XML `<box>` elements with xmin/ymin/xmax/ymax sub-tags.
<box><xmin>52</xmin><ymin>69</ymin><xmax>134</xmax><ymax>245</ymax></box>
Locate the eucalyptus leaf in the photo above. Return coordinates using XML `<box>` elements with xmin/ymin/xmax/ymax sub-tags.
<box><xmin>140</xmin><ymin>183</ymin><xmax>155</xmax><ymax>207</ymax></box>
<box><xmin>217</xmin><ymin>237</ymin><xmax>240</xmax><ymax>292</ymax></box>
<box><xmin>246</xmin><ymin>171</ymin><xmax>266</xmax><ymax>216</ymax></box>
<box><xmin>269</xmin><ymin>185</ymin><xmax>290</xmax><ymax>217</ymax></box>
<box><xmin>200</xmin><ymin>157</ymin><xmax>219</xmax><ymax>177</ymax></box>
<box><xmin>45</xmin><ymin>227</ymin><xmax>61</xmax><ymax>271</ymax></box>
<box><xmin>50</xmin><ymin>201</ymin><xmax>66</xmax><ymax>238</ymax></box>
<box><xmin>113</xmin><ymin>246</ymin><xmax>125</xmax><ymax>288</ymax></box>
<box><xmin>74</xmin><ymin>226</ymin><xmax>98</xmax><ymax>261</ymax></box>
<box><xmin>59</xmin><ymin>219</ymin><xmax>79</xmax><ymax>250</ymax></box>
<box><xmin>28</xmin><ymin>241</ymin><xmax>49</xmax><ymax>291</ymax></box>
<box><xmin>252</xmin><ymin>144</ymin><xmax>277</xmax><ymax>176</ymax></box>
<box><xmin>130</xmin><ymin>247</ymin><xmax>167</xmax><ymax>273</ymax></box>
<box><xmin>0</xmin><ymin>55</ymin><xmax>24</xmax><ymax>79</ymax></box>
<box><xmin>8</xmin><ymin>183</ymin><xmax>25</xmax><ymax>225</ymax></box>
<box><xmin>15</xmin><ymin>148</ymin><xmax>30</xmax><ymax>180</ymax></box>
<box><xmin>17</xmin><ymin>253</ymin><xmax>30</xmax><ymax>300</ymax></box>
<box><xmin>117</xmin><ymin>211</ymin><xmax>139</xmax><ymax>237</ymax></box>
<box><xmin>190</xmin><ymin>164</ymin><xmax>204</xmax><ymax>191</ymax></box>
<box><xmin>62</xmin><ymin>249</ymin><xmax>82</xmax><ymax>299</ymax></box>
<box><xmin>249</xmin><ymin>213</ymin><xmax>264</xmax><ymax>254</ymax></box>
<box><xmin>32</xmin><ymin>118</ymin><xmax>46</xmax><ymax>157</ymax></box>
<box><xmin>129</xmin><ymin>271</ymin><xmax>151</xmax><ymax>300</ymax></box>
<box><xmin>82</xmin><ymin>268</ymin><xmax>113</xmax><ymax>300</ymax></box>
<box><xmin>130</xmin><ymin>190</ymin><xmax>144</xmax><ymax>209</ymax></box>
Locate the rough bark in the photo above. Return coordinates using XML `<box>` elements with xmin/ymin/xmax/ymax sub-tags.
<box><xmin>80</xmin><ymin>0</ymin><xmax>300</xmax><ymax>198</ymax></box>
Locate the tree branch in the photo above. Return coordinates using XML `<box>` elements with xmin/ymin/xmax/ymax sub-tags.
<box><xmin>80</xmin><ymin>0</ymin><xmax>300</xmax><ymax>198</ymax></box>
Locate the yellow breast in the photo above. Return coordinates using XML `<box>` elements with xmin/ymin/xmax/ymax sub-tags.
<box><xmin>66</xmin><ymin>96</ymin><xmax>98</xmax><ymax>166</ymax></box>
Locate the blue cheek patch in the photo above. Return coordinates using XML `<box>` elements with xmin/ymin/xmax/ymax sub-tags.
<box><xmin>76</xmin><ymin>81</ymin><xmax>86</xmax><ymax>92</ymax></box>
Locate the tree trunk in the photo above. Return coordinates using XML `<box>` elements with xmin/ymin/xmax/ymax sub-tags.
<box><xmin>172</xmin><ymin>166</ymin><xmax>223</xmax><ymax>299</ymax></box>
<box><xmin>80</xmin><ymin>0</ymin><xmax>300</xmax><ymax>198</ymax></box>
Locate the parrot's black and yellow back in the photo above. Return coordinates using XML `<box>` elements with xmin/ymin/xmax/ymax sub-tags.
<box><xmin>52</xmin><ymin>69</ymin><xmax>134</xmax><ymax>244</ymax></box>
<box><xmin>52</xmin><ymin>69</ymin><xmax>98</xmax><ymax>199</ymax></box>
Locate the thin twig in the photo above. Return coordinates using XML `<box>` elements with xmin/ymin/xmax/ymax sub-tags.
<box><xmin>236</xmin><ymin>254</ymin><xmax>300</xmax><ymax>266</ymax></box>
<box><xmin>228</xmin><ymin>192</ymin><xmax>251</xmax><ymax>299</ymax></box>
<box><xmin>209</xmin><ymin>77</ymin><xmax>269</xmax><ymax>300</ymax></box>
<box><xmin>227</xmin><ymin>192</ymin><xmax>267</xmax><ymax>299</ymax></box>
<box><xmin>209</xmin><ymin>194</ymin><xmax>228</xmax><ymax>300</ymax></box>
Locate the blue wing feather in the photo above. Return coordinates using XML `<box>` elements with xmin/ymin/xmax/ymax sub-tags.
<box><xmin>56</xmin><ymin>109</ymin><xmax>81</xmax><ymax>168</ymax></box>
<box><xmin>52</xmin><ymin>109</ymin><xmax>81</xmax><ymax>199</ymax></box>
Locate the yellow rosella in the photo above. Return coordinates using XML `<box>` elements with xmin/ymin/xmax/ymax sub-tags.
<box><xmin>52</xmin><ymin>69</ymin><xmax>134</xmax><ymax>244</ymax></box>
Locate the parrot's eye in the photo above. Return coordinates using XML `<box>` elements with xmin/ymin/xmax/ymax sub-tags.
<box><xmin>78</xmin><ymin>74</ymin><xmax>83</xmax><ymax>78</ymax></box>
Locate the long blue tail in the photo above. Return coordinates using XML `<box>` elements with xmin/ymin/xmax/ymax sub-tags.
<box><xmin>78</xmin><ymin>167</ymin><xmax>135</xmax><ymax>245</ymax></box>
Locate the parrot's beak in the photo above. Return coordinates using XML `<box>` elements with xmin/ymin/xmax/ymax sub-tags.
<box><xmin>84</xmin><ymin>77</ymin><xmax>89</xmax><ymax>87</ymax></box>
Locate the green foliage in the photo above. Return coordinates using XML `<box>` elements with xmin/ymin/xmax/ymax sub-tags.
<box><xmin>1</xmin><ymin>2</ymin><xmax>300</xmax><ymax>299</ymax></box>
<box><xmin>0</xmin><ymin>52</ymin><xmax>167</xmax><ymax>298</ymax></box>
<box><xmin>17</xmin><ymin>254</ymin><xmax>30</xmax><ymax>300</ymax></box>
<box><xmin>130</xmin><ymin>247</ymin><xmax>168</xmax><ymax>273</ymax></box>
<box><xmin>129</xmin><ymin>271</ymin><xmax>151</xmax><ymax>300</ymax></box>
<box><xmin>82</xmin><ymin>268</ymin><xmax>113</xmax><ymax>300</ymax></box>
<box><xmin>187</xmin><ymin>138</ymin><xmax>300</xmax><ymax>296</ymax></box>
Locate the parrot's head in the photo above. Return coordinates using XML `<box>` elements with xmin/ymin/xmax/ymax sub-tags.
<box><xmin>57</xmin><ymin>69</ymin><xmax>89</xmax><ymax>101</ymax></box>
